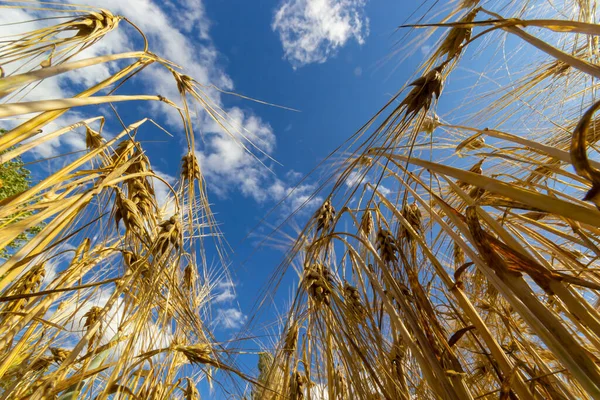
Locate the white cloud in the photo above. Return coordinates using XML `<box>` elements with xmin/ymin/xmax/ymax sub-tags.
<box><xmin>283</xmin><ymin>185</ymin><xmax>322</xmax><ymax>215</ymax></box>
<box><xmin>215</xmin><ymin>307</ymin><xmax>247</xmax><ymax>329</ymax></box>
<box><xmin>376</xmin><ymin>184</ymin><xmax>391</xmax><ymax>196</ymax></box>
<box><xmin>286</xmin><ymin>169</ymin><xmax>303</xmax><ymax>181</ymax></box>
<box><xmin>195</xmin><ymin>106</ymin><xmax>320</xmax><ymax>212</ymax></box>
<box><xmin>196</xmin><ymin>107</ymin><xmax>277</xmax><ymax>202</ymax></box>
<box><xmin>212</xmin><ymin>279</ymin><xmax>246</xmax><ymax>329</ymax></box>
<box><xmin>345</xmin><ymin>171</ymin><xmax>365</xmax><ymax>187</ymax></box>
<box><xmin>214</xmin><ymin>280</ymin><xmax>236</xmax><ymax>303</ymax></box>
<box><xmin>165</xmin><ymin>0</ymin><xmax>211</xmax><ymax>40</ymax></box>
<box><xmin>272</xmin><ymin>0</ymin><xmax>369</xmax><ymax>67</ymax></box>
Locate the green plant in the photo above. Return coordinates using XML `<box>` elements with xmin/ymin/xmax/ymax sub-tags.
<box><xmin>0</xmin><ymin>129</ymin><xmax>43</xmax><ymax>259</ymax></box>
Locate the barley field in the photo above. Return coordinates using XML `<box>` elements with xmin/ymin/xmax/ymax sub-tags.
<box><xmin>2</xmin><ymin>0</ymin><xmax>600</xmax><ymax>399</ymax></box>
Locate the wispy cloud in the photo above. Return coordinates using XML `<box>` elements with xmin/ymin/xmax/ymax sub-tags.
<box><xmin>196</xmin><ymin>107</ymin><xmax>277</xmax><ymax>202</ymax></box>
<box><xmin>272</xmin><ymin>0</ymin><xmax>369</xmax><ymax>68</ymax></box>
<box><xmin>214</xmin><ymin>280</ymin><xmax>236</xmax><ymax>303</ymax></box>
<box><xmin>195</xmin><ymin>107</ymin><xmax>321</xmax><ymax>212</ymax></box>
<box><xmin>215</xmin><ymin>307</ymin><xmax>247</xmax><ymax>329</ymax></box>
<box><xmin>212</xmin><ymin>279</ymin><xmax>246</xmax><ymax>329</ymax></box>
